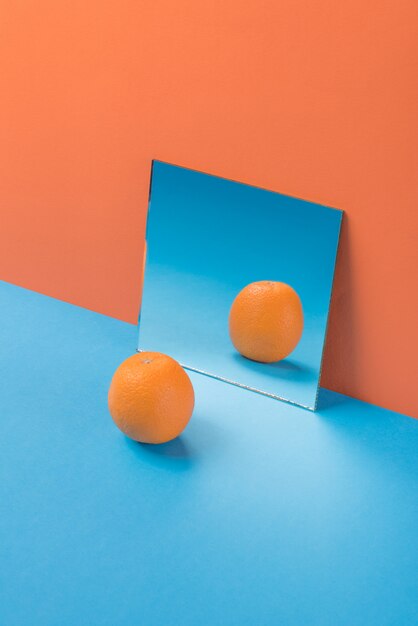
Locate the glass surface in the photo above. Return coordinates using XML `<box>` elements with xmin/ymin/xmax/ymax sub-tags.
<box><xmin>138</xmin><ymin>161</ymin><xmax>343</xmax><ymax>409</ymax></box>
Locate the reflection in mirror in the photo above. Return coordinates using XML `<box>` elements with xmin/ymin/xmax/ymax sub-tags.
<box><xmin>138</xmin><ymin>161</ymin><xmax>342</xmax><ymax>410</ymax></box>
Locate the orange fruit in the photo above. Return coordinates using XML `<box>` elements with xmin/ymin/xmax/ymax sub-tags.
<box><xmin>108</xmin><ymin>352</ymin><xmax>195</xmax><ymax>444</ymax></box>
<box><xmin>228</xmin><ymin>281</ymin><xmax>303</xmax><ymax>363</ymax></box>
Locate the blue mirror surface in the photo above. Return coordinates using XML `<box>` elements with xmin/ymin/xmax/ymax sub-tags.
<box><xmin>138</xmin><ymin>161</ymin><xmax>342</xmax><ymax>409</ymax></box>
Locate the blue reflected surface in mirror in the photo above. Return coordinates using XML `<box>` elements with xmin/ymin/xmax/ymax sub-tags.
<box><xmin>138</xmin><ymin>161</ymin><xmax>342</xmax><ymax>410</ymax></box>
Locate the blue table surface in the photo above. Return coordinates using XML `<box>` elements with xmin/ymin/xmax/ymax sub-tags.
<box><xmin>1</xmin><ymin>280</ymin><xmax>418</xmax><ymax>626</ymax></box>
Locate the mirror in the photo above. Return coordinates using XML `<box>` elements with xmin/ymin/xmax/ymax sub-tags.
<box><xmin>138</xmin><ymin>160</ymin><xmax>342</xmax><ymax>410</ymax></box>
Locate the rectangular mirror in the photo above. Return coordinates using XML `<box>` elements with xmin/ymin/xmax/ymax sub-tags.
<box><xmin>138</xmin><ymin>161</ymin><xmax>342</xmax><ymax>410</ymax></box>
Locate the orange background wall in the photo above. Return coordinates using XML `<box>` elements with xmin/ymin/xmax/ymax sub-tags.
<box><xmin>1</xmin><ymin>0</ymin><xmax>417</xmax><ymax>417</ymax></box>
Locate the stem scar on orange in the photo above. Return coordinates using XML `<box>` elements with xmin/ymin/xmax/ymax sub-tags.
<box><xmin>108</xmin><ymin>352</ymin><xmax>195</xmax><ymax>444</ymax></box>
<box><xmin>228</xmin><ymin>281</ymin><xmax>304</xmax><ymax>363</ymax></box>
